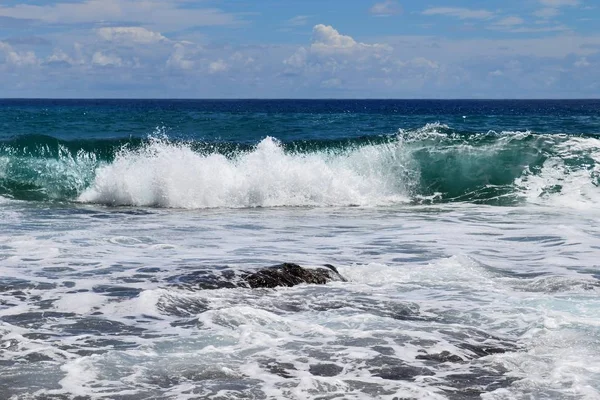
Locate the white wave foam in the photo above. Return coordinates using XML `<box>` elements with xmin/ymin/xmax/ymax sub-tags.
<box><xmin>515</xmin><ymin>136</ymin><xmax>600</xmax><ymax>210</ymax></box>
<box><xmin>78</xmin><ymin>137</ymin><xmax>412</xmax><ymax>208</ymax></box>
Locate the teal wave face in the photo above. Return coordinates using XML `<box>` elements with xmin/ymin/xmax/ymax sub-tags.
<box><xmin>0</xmin><ymin>126</ymin><xmax>598</xmax><ymax>207</ymax></box>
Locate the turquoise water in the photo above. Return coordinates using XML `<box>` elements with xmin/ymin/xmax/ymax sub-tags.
<box><xmin>0</xmin><ymin>100</ymin><xmax>599</xmax><ymax>399</ymax></box>
<box><xmin>1</xmin><ymin>99</ymin><xmax>599</xmax><ymax>205</ymax></box>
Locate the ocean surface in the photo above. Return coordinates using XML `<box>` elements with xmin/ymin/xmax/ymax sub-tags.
<box><xmin>0</xmin><ymin>99</ymin><xmax>599</xmax><ymax>399</ymax></box>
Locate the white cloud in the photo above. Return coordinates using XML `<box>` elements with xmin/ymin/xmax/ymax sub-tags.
<box><xmin>312</xmin><ymin>24</ymin><xmax>357</xmax><ymax>49</ymax></box>
<box><xmin>46</xmin><ymin>49</ymin><xmax>76</xmax><ymax>65</ymax></box>
<box><xmin>209</xmin><ymin>59</ymin><xmax>228</xmax><ymax>74</ymax></box>
<box><xmin>282</xmin><ymin>25</ymin><xmax>395</xmax><ymax>90</ymax></box>
<box><xmin>230</xmin><ymin>52</ymin><xmax>255</xmax><ymax>66</ymax></box>
<box><xmin>539</xmin><ymin>0</ymin><xmax>579</xmax><ymax>6</ymax></box>
<box><xmin>309</xmin><ymin>24</ymin><xmax>392</xmax><ymax>56</ymax></box>
<box><xmin>0</xmin><ymin>41</ymin><xmax>37</xmax><ymax>66</ymax></box>
<box><xmin>286</xmin><ymin>15</ymin><xmax>310</xmax><ymax>27</ymax></box>
<box><xmin>166</xmin><ymin>43</ymin><xmax>194</xmax><ymax>70</ymax></box>
<box><xmin>321</xmin><ymin>78</ymin><xmax>342</xmax><ymax>88</ymax></box>
<box><xmin>574</xmin><ymin>57</ymin><xmax>590</xmax><ymax>67</ymax></box>
<box><xmin>382</xmin><ymin>34</ymin><xmax>600</xmax><ymax>61</ymax></box>
<box><xmin>369</xmin><ymin>1</ymin><xmax>402</xmax><ymax>16</ymax></box>
<box><xmin>92</xmin><ymin>51</ymin><xmax>122</xmax><ymax>67</ymax></box>
<box><xmin>0</xmin><ymin>0</ymin><xmax>240</xmax><ymax>31</ymax></box>
<box><xmin>408</xmin><ymin>57</ymin><xmax>439</xmax><ymax>69</ymax></box>
<box><xmin>495</xmin><ymin>16</ymin><xmax>525</xmax><ymax>27</ymax></box>
<box><xmin>534</xmin><ymin>0</ymin><xmax>578</xmax><ymax>20</ymax></box>
<box><xmin>284</xmin><ymin>24</ymin><xmax>400</xmax><ymax>72</ymax></box>
<box><xmin>284</xmin><ymin>47</ymin><xmax>308</xmax><ymax>68</ymax></box>
<box><xmin>534</xmin><ymin>8</ymin><xmax>561</xmax><ymax>18</ymax></box>
<box><xmin>506</xmin><ymin>25</ymin><xmax>569</xmax><ymax>33</ymax></box>
<box><xmin>422</xmin><ymin>7</ymin><xmax>494</xmax><ymax>20</ymax></box>
<box><xmin>280</xmin><ymin>25</ymin><xmax>447</xmax><ymax>96</ymax></box>
<box><xmin>97</xmin><ymin>27</ymin><xmax>168</xmax><ymax>44</ymax></box>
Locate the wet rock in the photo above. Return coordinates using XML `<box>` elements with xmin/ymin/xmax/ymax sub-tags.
<box><xmin>442</xmin><ymin>369</ymin><xmax>517</xmax><ymax>399</ymax></box>
<box><xmin>416</xmin><ymin>351</ymin><xmax>464</xmax><ymax>363</ymax></box>
<box><xmin>241</xmin><ymin>263</ymin><xmax>346</xmax><ymax>289</ymax></box>
<box><xmin>368</xmin><ymin>355</ymin><xmax>435</xmax><ymax>381</ymax></box>
<box><xmin>261</xmin><ymin>360</ymin><xmax>297</xmax><ymax>378</ymax></box>
<box><xmin>373</xmin><ymin>364</ymin><xmax>435</xmax><ymax>381</ymax></box>
<box><xmin>457</xmin><ymin>343</ymin><xmax>510</xmax><ymax>358</ymax></box>
<box><xmin>18</xmin><ymin>352</ymin><xmax>55</xmax><ymax>363</ymax></box>
<box><xmin>157</xmin><ymin>296</ymin><xmax>209</xmax><ymax>317</ymax></box>
<box><xmin>1</xmin><ymin>312</ymin><xmax>76</xmax><ymax>329</ymax></box>
<box><xmin>309</xmin><ymin>363</ymin><xmax>344</xmax><ymax>377</ymax></box>
<box><xmin>372</xmin><ymin>346</ymin><xmax>396</xmax><ymax>356</ymax></box>
<box><xmin>171</xmin><ymin>263</ymin><xmax>347</xmax><ymax>291</ymax></box>
<box><xmin>92</xmin><ymin>285</ymin><xmax>143</xmax><ymax>298</ymax></box>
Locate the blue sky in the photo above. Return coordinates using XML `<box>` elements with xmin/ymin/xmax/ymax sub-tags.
<box><xmin>0</xmin><ymin>0</ymin><xmax>598</xmax><ymax>98</ymax></box>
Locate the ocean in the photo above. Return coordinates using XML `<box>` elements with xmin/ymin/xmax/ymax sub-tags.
<box><xmin>0</xmin><ymin>99</ymin><xmax>599</xmax><ymax>399</ymax></box>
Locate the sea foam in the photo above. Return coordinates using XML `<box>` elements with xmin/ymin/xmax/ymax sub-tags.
<box><xmin>78</xmin><ymin>136</ymin><xmax>411</xmax><ymax>208</ymax></box>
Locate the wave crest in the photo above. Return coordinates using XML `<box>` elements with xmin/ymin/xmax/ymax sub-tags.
<box><xmin>78</xmin><ymin>137</ymin><xmax>411</xmax><ymax>208</ymax></box>
<box><xmin>1</xmin><ymin>126</ymin><xmax>599</xmax><ymax>208</ymax></box>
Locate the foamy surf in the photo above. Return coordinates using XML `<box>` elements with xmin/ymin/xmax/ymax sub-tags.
<box><xmin>1</xmin><ymin>125</ymin><xmax>599</xmax><ymax>208</ymax></box>
<box><xmin>78</xmin><ymin>136</ymin><xmax>411</xmax><ymax>208</ymax></box>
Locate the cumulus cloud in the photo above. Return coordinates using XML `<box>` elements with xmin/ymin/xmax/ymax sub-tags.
<box><xmin>574</xmin><ymin>57</ymin><xmax>590</xmax><ymax>67</ymax></box>
<box><xmin>46</xmin><ymin>49</ymin><xmax>76</xmax><ymax>66</ymax></box>
<box><xmin>209</xmin><ymin>59</ymin><xmax>228</xmax><ymax>74</ymax></box>
<box><xmin>166</xmin><ymin>43</ymin><xmax>194</xmax><ymax>70</ymax></box>
<box><xmin>369</xmin><ymin>1</ymin><xmax>402</xmax><ymax>16</ymax></box>
<box><xmin>284</xmin><ymin>47</ymin><xmax>308</xmax><ymax>68</ymax></box>
<box><xmin>312</xmin><ymin>24</ymin><xmax>358</xmax><ymax>49</ymax></box>
<box><xmin>92</xmin><ymin>51</ymin><xmax>122</xmax><ymax>67</ymax></box>
<box><xmin>422</xmin><ymin>7</ymin><xmax>494</xmax><ymax>20</ymax></box>
<box><xmin>279</xmin><ymin>24</ymin><xmax>447</xmax><ymax>96</ymax></box>
<box><xmin>0</xmin><ymin>41</ymin><xmax>37</xmax><ymax>66</ymax></box>
<box><xmin>307</xmin><ymin>24</ymin><xmax>392</xmax><ymax>57</ymax></box>
<box><xmin>97</xmin><ymin>27</ymin><xmax>168</xmax><ymax>44</ymax></box>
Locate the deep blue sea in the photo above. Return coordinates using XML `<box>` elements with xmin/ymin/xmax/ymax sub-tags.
<box><xmin>0</xmin><ymin>100</ymin><xmax>599</xmax><ymax>399</ymax></box>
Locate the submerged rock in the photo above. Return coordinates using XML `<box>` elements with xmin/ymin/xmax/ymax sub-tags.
<box><xmin>170</xmin><ymin>263</ymin><xmax>347</xmax><ymax>291</ymax></box>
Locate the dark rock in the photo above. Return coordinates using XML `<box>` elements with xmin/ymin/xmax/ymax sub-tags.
<box><xmin>92</xmin><ymin>285</ymin><xmax>143</xmax><ymax>298</ymax></box>
<box><xmin>170</xmin><ymin>263</ymin><xmax>347</xmax><ymax>291</ymax></box>
<box><xmin>416</xmin><ymin>351</ymin><xmax>464</xmax><ymax>363</ymax></box>
<box><xmin>458</xmin><ymin>343</ymin><xmax>509</xmax><ymax>358</ymax></box>
<box><xmin>242</xmin><ymin>263</ymin><xmax>346</xmax><ymax>289</ymax></box>
<box><xmin>373</xmin><ymin>365</ymin><xmax>435</xmax><ymax>381</ymax></box>
<box><xmin>442</xmin><ymin>370</ymin><xmax>518</xmax><ymax>399</ymax></box>
<box><xmin>372</xmin><ymin>346</ymin><xmax>396</xmax><ymax>356</ymax></box>
<box><xmin>261</xmin><ymin>360</ymin><xmax>297</xmax><ymax>378</ymax></box>
<box><xmin>309</xmin><ymin>363</ymin><xmax>344</xmax><ymax>377</ymax></box>
<box><xmin>368</xmin><ymin>355</ymin><xmax>435</xmax><ymax>381</ymax></box>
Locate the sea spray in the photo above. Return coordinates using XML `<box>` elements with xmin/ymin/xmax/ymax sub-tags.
<box><xmin>1</xmin><ymin>126</ymin><xmax>599</xmax><ymax>207</ymax></box>
<box><xmin>78</xmin><ymin>136</ymin><xmax>411</xmax><ymax>208</ymax></box>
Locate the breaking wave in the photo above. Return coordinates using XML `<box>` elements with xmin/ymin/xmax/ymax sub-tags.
<box><xmin>0</xmin><ymin>124</ymin><xmax>598</xmax><ymax>208</ymax></box>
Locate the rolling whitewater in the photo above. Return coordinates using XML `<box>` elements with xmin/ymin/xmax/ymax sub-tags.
<box><xmin>0</xmin><ymin>99</ymin><xmax>599</xmax><ymax>399</ymax></box>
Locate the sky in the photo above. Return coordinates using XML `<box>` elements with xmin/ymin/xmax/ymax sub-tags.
<box><xmin>0</xmin><ymin>0</ymin><xmax>599</xmax><ymax>98</ymax></box>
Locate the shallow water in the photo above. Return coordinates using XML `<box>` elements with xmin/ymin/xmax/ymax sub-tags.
<box><xmin>1</xmin><ymin>201</ymin><xmax>599</xmax><ymax>399</ymax></box>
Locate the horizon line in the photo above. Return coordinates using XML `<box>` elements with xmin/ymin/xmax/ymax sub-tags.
<box><xmin>1</xmin><ymin>98</ymin><xmax>599</xmax><ymax>101</ymax></box>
